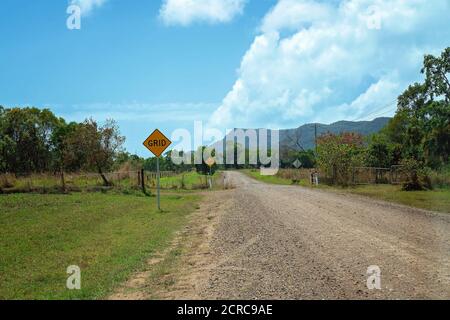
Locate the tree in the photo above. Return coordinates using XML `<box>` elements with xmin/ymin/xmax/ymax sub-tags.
<box><xmin>422</xmin><ymin>47</ymin><xmax>450</xmax><ymax>103</ymax></box>
<box><xmin>0</xmin><ymin>107</ymin><xmax>61</xmax><ymax>174</ymax></box>
<box><xmin>395</xmin><ymin>47</ymin><xmax>450</xmax><ymax>168</ymax></box>
<box><xmin>50</xmin><ymin>120</ymin><xmax>79</xmax><ymax>191</ymax></box>
<box><xmin>64</xmin><ymin>119</ymin><xmax>125</xmax><ymax>186</ymax></box>
<box><xmin>316</xmin><ymin>132</ymin><xmax>365</xmax><ymax>186</ymax></box>
<box><xmin>286</xmin><ymin>149</ymin><xmax>316</xmax><ymax>168</ymax></box>
<box><xmin>421</xmin><ymin>101</ymin><xmax>450</xmax><ymax>166</ymax></box>
<box><xmin>400</xmin><ymin>158</ymin><xmax>432</xmax><ymax>191</ymax></box>
<box><xmin>365</xmin><ymin>134</ymin><xmax>395</xmax><ymax>168</ymax></box>
<box><xmin>113</xmin><ymin>152</ymin><xmax>144</xmax><ymax>171</ymax></box>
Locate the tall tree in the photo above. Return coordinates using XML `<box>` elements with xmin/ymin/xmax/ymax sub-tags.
<box><xmin>0</xmin><ymin>107</ymin><xmax>61</xmax><ymax>174</ymax></box>
<box><xmin>316</xmin><ymin>132</ymin><xmax>365</xmax><ymax>186</ymax></box>
<box><xmin>395</xmin><ymin>47</ymin><xmax>450</xmax><ymax>167</ymax></box>
<box><xmin>64</xmin><ymin>119</ymin><xmax>125</xmax><ymax>185</ymax></box>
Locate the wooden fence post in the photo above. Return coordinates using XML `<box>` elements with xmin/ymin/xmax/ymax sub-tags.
<box><xmin>136</xmin><ymin>170</ymin><xmax>140</xmax><ymax>187</ymax></box>
<box><xmin>141</xmin><ymin>169</ymin><xmax>147</xmax><ymax>195</ymax></box>
<box><xmin>60</xmin><ymin>167</ymin><xmax>66</xmax><ymax>193</ymax></box>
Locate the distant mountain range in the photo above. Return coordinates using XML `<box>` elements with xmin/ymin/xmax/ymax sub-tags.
<box><xmin>213</xmin><ymin>117</ymin><xmax>391</xmax><ymax>152</ymax></box>
<box><xmin>279</xmin><ymin>117</ymin><xmax>391</xmax><ymax>151</ymax></box>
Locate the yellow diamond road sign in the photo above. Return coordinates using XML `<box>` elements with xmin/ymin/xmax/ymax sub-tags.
<box><xmin>143</xmin><ymin>129</ymin><xmax>172</xmax><ymax>158</ymax></box>
<box><xmin>205</xmin><ymin>157</ymin><xmax>216</xmax><ymax>167</ymax></box>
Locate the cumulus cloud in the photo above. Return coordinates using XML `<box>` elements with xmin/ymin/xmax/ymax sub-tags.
<box><xmin>209</xmin><ymin>0</ymin><xmax>450</xmax><ymax>129</ymax></box>
<box><xmin>159</xmin><ymin>0</ymin><xmax>246</xmax><ymax>26</ymax></box>
<box><xmin>70</xmin><ymin>0</ymin><xmax>108</xmax><ymax>16</ymax></box>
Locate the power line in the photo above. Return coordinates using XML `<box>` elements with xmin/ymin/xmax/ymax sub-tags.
<box><xmin>368</xmin><ymin>107</ymin><xmax>398</xmax><ymax>118</ymax></box>
<box><xmin>352</xmin><ymin>99</ymin><xmax>398</xmax><ymax>121</ymax></box>
<box><xmin>358</xmin><ymin>100</ymin><xmax>397</xmax><ymax>120</ymax></box>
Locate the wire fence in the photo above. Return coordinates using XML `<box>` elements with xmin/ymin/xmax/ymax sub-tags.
<box><xmin>1</xmin><ymin>165</ymin><xmax>410</xmax><ymax>194</ymax></box>
<box><xmin>0</xmin><ymin>171</ymin><xmax>146</xmax><ymax>193</ymax></box>
<box><xmin>0</xmin><ymin>169</ymin><xmax>229</xmax><ymax>194</ymax></box>
<box><xmin>351</xmin><ymin>166</ymin><xmax>408</xmax><ymax>185</ymax></box>
<box><xmin>274</xmin><ymin>166</ymin><xmax>408</xmax><ymax>186</ymax></box>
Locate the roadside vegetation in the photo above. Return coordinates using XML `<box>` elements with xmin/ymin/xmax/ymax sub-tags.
<box><xmin>0</xmin><ymin>105</ymin><xmax>228</xmax><ymax>299</ymax></box>
<box><xmin>244</xmin><ymin>47</ymin><xmax>449</xmax><ymax>212</ymax></box>
<box><xmin>0</xmin><ymin>170</ymin><xmax>227</xmax><ymax>195</ymax></box>
<box><xmin>244</xmin><ymin>168</ymin><xmax>450</xmax><ymax>213</ymax></box>
<box><xmin>0</xmin><ymin>192</ymin><xmax>201</xmax><ymax>299</ymax></box>
<box><xmin>315</xmin><ymin>48</ymin><xmax>449</xmax><ymax>190</ymax></box>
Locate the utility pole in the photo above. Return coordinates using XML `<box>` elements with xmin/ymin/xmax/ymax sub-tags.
<box><xmin>314</xmin><ymin>123</ymin><xmax>318</xmax><ymax>154</ymax></box>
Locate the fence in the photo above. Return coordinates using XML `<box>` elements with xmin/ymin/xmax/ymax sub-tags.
<box><xmin>390</xmin><ymin>165</ymin><xmax>409</xmax><ymax>185</ymax></box>
<box><xmin>145</xmin><ymin>171</ymin><xmax>178</xmax><ymax>181</ymax></box>
<box><xmin>0</xmin><ymin>170</ymin><xmax>155</xmax><ymax>194</ymax></box>
<box><xmin>352</xmin><ymin>167</ymin><xmax>391</xmax><ymax>185</ymax></box>
<box><xmin>323</xmin><ymin>166</ymin><xmax>407</xmax><ymax>185</ymax></box>
<box><xmin>0</xmin><ymin>169</ymin><xmax>226</xmax><ymax>194</ymax></box>
<box><xmin>276</xmin><ymin>168</ymin><xmax>311</xmax><ymax>182</ymax></box>
<box><xmin>275</xmin><ymin>166</ymin><xmax>408</xmax><ymax>186</ymax></box>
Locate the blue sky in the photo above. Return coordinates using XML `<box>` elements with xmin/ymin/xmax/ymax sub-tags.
<box><xmin>1</xmin><ymin>0</ymin><xmax>449</xmax><ymax>155</ymax></box>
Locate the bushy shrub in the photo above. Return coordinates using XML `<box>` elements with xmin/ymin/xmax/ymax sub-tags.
<box><xmin>401</xmin><ymin>158</ymin><xmax>432</xmax><ymax>191</ymax></box>
<box><xmin>428</xmin><ymin>164</ymin><xmax>450</xmax><ymax>189</ymax></box>
<box><xmin>317</xmin><ymin>132</ymin><xmax>365</xmax><ymax>186</ymax></box>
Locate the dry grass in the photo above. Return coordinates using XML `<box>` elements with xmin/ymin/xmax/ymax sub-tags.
<box><xmin>0</xmin><ymin>174</ymin><xmax>16</xmax><ymax>189</ymax></box>
<box><xmin>0</xmin><ymin>170</ymin><xmax>233</xmax><ymax>194</ymax></box>
<box><xmin>0</xmin><ymin>172</ymin><xmax>143</xmax><ymax>194</ymax></box>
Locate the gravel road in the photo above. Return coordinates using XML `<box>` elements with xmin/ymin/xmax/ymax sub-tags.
<box><xmin>197</xmin><ymin>171</ymin><xmax>450</xmax><ymax>300</ymax></box>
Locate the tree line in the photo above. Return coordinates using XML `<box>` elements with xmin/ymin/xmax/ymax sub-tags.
<box><xmin>315</xmin><ymin>47</ymin><xmax>450</xmax><ymax>189</ymax></box>
<box><xmin>0</xmin><ymin>108</ymin><xmax>125</xmax><ymax>185</ymax></box>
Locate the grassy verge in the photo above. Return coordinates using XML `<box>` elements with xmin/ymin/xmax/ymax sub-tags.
<box><xmin>154</xmin><ymin>171</ymin><xmax>224</xmax><ymax>191</ymax></box>
<box><xmin>242</xmin><ymin>169</ymin><xmax>450</xmax><ymax>213</ymax></box>
<box><xmin>244</xmin><ymin>169</ymin><xmax>297</xmax><ymax>186</ymax></box>
<box><xmin>0</xmin><ymin>171</ymin><xmax>225</xmax><ymax>195</ymax></box>
<box><xmin>344</xmin><ymin>184</ymin><xmax>450</xmax><ymax>213</ymax></box>
<box><xmin>0</xmin><ymin>192</ymin><xmax>200</xmax><ymax>299</ymax></box>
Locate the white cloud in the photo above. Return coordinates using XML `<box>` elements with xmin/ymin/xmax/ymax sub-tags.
<box><xmin>261</xmin><ymin>0</ymin><xmax>334</xmax><ymax>33</ymax></box>
<box><xmin>159</xmin><ymin>0</ymin><xmax>246</xmax><ymax>26</ymax></box>
<box><xmin>70</xmin><ymin>0</ymin><xmax>107</xmax><ymax>16</ymax></box>
<box><xmin>209</xmin><ymin>0</ymin><xmax>450</xmax><ymax>129</ymax></box>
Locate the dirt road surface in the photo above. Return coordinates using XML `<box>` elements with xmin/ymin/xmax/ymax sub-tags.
<box><xmin>117</xmin><ymin>171</ymin><xmax>450</xmax><ymax>300</ymax></box>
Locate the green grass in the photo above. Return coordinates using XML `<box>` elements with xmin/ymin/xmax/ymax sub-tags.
<box><xmin>243</xmin><ymin>169</ymin><xmax>310</xmax><ymax>186</ymax></box>
<box><xmin>159</xmin><ymin>171</ymin><xmax>206</xmax><ymax>189</ymax></box>
<box><xmin>1</xmin><ymin>171</ymin><xmax>226</xmax><ymax>195</ymax></box>
<box><xmin>344</xmin><ymin>184</ymin><xmax>450</xmax><ymax>213</ymax></box>
<box><xmin>244</xmin><ymin>169</ymin><xmax>292</xmax><ymax>185</ymax></box>
<box><xmin>0</xmin><ymin>192</ymin><xmax>200</xmax><ymax>299</ymax></box>
<box><xmin>153</xmin><ymin>171</ymin><xmax>223</xmax><ymax>190</ymax></box>
<box><xmin>1</xmin><ymin>173</ymin><xmax>142</xmax><ymax>194</ymax></box>
<box><xmin>242</xmin><ymin>169</ymin><xmax>450</xmax><ymax>213</ymax></box>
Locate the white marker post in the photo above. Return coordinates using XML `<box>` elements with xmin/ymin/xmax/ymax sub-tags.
<box><xmin>205</xmin><ymin>157</ymin><xmax>215</xmax><ymax>190</ymax></box>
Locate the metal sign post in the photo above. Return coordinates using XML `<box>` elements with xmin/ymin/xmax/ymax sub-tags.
<box><xmin>143</xmin><ymin>129</ymin><xmax>172</xmax><ymax>211</ymax></box>
<box><xmin>209</xmin><ymin>166</ymin><xmax>212</xmax><ymax>189</ymax></box>
<box><xmin>157</xmin><ymin>156</ymin><xmax>161</xmax><ymax>210</ymax></box>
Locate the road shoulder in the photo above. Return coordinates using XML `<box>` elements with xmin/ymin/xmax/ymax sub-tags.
<box><xmin>108</xmin><ymin>190</ymin><xmax>232</xmax><ymax>300</ymax></box>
